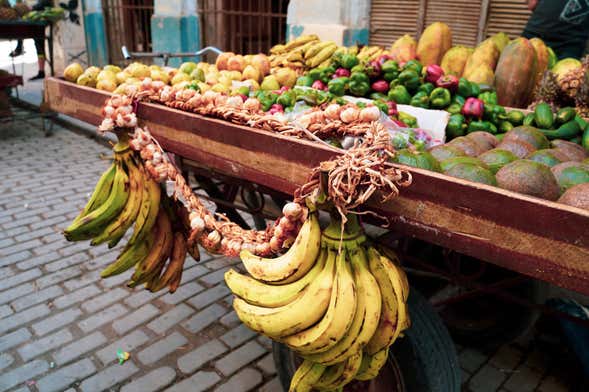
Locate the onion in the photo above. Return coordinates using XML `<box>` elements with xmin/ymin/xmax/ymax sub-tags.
<box><xmin>243</xmin><ymin>98</ymin><xmax>261</xmax><ymax>111</ymax></box>
<box><xmin>282</xmin><ymin>202</ymin><xmax>303</xmax><ymax>220</ymax></box>
<box><xmin>278</xmin><ymin>216</ymin><xmax>295</xmax><ymax>232</ymax></box>
<box><xmin>202</xmin><ymin>90</ymin><xmax>217</xmax><ymax>105</ymax></box>
<box><xmin>340</xmin><ymin>106</ymin><xmax>359</xmax><ymax>123</ymax></box>
<box><xmin>324</xmin><ymin>104</ymin><xmax>342</xmax><ymax>121</ymax></box>
<box><xmin>207</xmin><ymin>230</ymin><xmax>221</xmax><ymax>246</ymax></box>
<box><xmin>269</xmin><ymin>236</ymin><xmax>281</xmax><ymax>251</ymax></box>
<box><xmin>255</xmin><ymin>242</ymin><xmax>271</xmax><ymax>256</ymax></box>
<box><xmin>225</xmin><ymin>95</ymin><xmax>243</xmax><ymax>108</ymax></box>
<box><xmin>359</xmin><ymin>106</ymin><xmax>381</xmax><ymax>122</ymax></box>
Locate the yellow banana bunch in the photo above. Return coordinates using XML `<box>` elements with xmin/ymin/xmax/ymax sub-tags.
<box><xmin>357</xmin><ymin>45</ymin><xmax>384</xmax><ymax>62</ymax></box>
<box><xmin>225</xmin><ymin>213</ymin><xmax>410</xmax><ymax>391</ymax></box>
<box><xmin>63</xmin><ymin>139</ymin><xmax>191</xmax><ymax>294</ymax></box>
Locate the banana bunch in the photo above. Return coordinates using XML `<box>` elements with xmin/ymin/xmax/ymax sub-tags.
<box><xmin>63</xmin><ymin>140</ymin><xmax>193</xmax><ymax>293</ymax></box>
<box><xmin>357</xmin><ymin>45</ymin><xmax>389</xmax><ymax>62</ymax></box>
<box><xmin>225</xmin><ymin>213</ymin><xmax>410</xmax><ymax>391</ymax></box>
<box><xmin>269</xmin><ymin>34</ymin><xmax>340</xmax><ymax>70</ymax></box>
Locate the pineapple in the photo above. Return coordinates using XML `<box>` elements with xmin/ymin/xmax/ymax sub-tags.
<box><xmin>0</xmin><ymin>7</ymin><xmax>17</xmax><ymax>20</ymax></box>
<box><xmin>13</xmin><ymin>0</ymin><xmax>30</xmax><ymax>17</ymax></box>
<box><xmin>574</xmin><ymin>56</ymin><xmax>589</xmax><ymax>120</ymax></box>
<box><xmin>559</xmin><ymin>66</ymin><xmax>585</xmax><ymax>99</ymax></box>
<box><xmin>529</xmin><ymin>71</ymin><xmax>567</xmax><ymax>111</ymax></box>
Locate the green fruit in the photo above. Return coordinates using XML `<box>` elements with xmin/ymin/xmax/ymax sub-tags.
<box><xmin>558</xmin><ymin>183</ymin><xmax>589</xmax><ymax>210</ymax></box>
<box><xmin>496</xmin><ymin>159</ymin><xmax>561</xmax><ymax>200</ymax></box>
<box><xmin>427</xmin><ymin>145</ymin><xmax>467</xmax><ymax>161</ymax></box>
<box><xmin>478</xmin><ymin>149</ymin><xmax>518</xmax><ymax>174</ymax></box>
<box><xmin>393</xmin><ymin>149</ymin><xmax>441</xmax><ymax>172</ymax></box>
<box><xmin>527</xmin><ymin>149</ymin><xmax>566</xmax><ymax>167</ymax></box>
<box><xmin>551</xmin><ymin>162</ymin><xmax>589</xmax><ymax>192</ymax></box>
<box><xmin>179</xmin><ymin>61</ymin><xmax>198</xmax><ymax>75</ymax></box>
<box><xmin>440</xmin><ymin>157</ymin><xmax>488</xmax><ymax>173</ymax></box>
<box><xmin>261</xmin><ymin>75</ymin><xmax>280</xmax><ymax>91</ymax></box>
<box><xmin>444</xmin><ymin>163</ymin><xmax>497</xmax><ymax>186</ymax></box>
<box><xmin>534</xmin><ymin>102</ymin><xmax>554</xmax><ymax>129</ymax></box>
<box><xmin>503</xmin><ymin>126</ymin><xmax>550</xmax><ymax>149</ymax></box>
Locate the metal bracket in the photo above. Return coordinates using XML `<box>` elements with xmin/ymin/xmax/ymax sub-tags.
<box><xmin>121</xmin><ymin>46</ymin><xmax>223</xmax><ymax>65</ymax></box>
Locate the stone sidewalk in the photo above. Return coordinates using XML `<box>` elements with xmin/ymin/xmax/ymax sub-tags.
<box><xmin>0</xmin><ymin>116</ymin><xmax>573</xmax><ymax>392</ymax></box>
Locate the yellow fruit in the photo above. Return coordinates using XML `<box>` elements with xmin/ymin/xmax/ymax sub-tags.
<box><xmin>251</xmin><ymin>54</ymin><xmax>271</xmax><ymax>75</ymax></box>
<box><xmin>179</xmin><ymin>61</ymin><xmax>197</xmax><ymax>74</ymax></box>
<box><xmin>126</xmin><ymin>63</ymin><xmax>150</xmax><ymax>78</ymax></box>
<box><xmin>196</xmin><ymin>62</ymin><xmax>209</xmax><ymax>72</ymax></box>
<box><xmin>211</xmin><ymin>83</ymin><xmax>229</xmax><ymax>93</ymax></box>
<box><xmin>227</xmin><ymin>55</ymin><xmax>246</xmax><ymax>72</ymax></box>
<box><xmin>491</xmin><ymin>32</ymin><xmax>510</xmax><ymax>52</ymax></box>
<box><xmin>205</xmin><ymin>72</ymin><xmax>219</xmax><ymax>85</ymax></box>
<box><xmin>190</xmin><ymin>68</ymin><xmax>205</xmax><ymax>82</ymax></box>
<box><xmin>149</xmin><ymin>64</ymin><xmax>162</xmax><ymax>71</ymax></box>
<box><xmin>150</xmin><ymin>69</ymin><xmax>169</xmax><ymax>84</ymax></box>
<box><xmin>96</xmin><ymin>79</ymin><xmax>117</xmax><ymax>92</ymax></box>
<box><xmin>63</xmin><ymin>63</ymin><xmax>84</xmax><ymax>82</ymax></box>
<box><xmin>416</xmin><ymin>22</ymin><xmax>452</xmax><ymax>65</ymax></box>
<box><xmin>242</xmin><ymin>65</ymin><xmax>261</xmax><ymax>82</ymax></box>
<box><xmin>113</xmin><ymin>83</ymin><xmax>127</xmax><ymax>94</ymax></box>
<box><xmin>244</xmin><ymin>54</ymin><xmax>253</xmax><ymax>65</ymax></box>
<box><xmin>197</xmin><ymin>82</ymin><xmax>210</xmax><ymax>92</ymax></box>
<box><xmin>97</xmin><ymin>70</ymin><xmax>116</xmax><ymax>82</ymax></box>
<box><xmin>440</xmin><ymin>46</ymin><xmax>472</xmax><ymax>76</ymax></box>
<box><xmin>273</xmin><ymin>67</ymin><xmax>297</xmax><ymax>87</ymax></box>
<box><xmin>115</xmin><ymin>71</ymin><xmax>131</xmax><ymax>84</ymax></box>
<box><xmin>245</xmin><ymin>79</ymin><xmax>260</xmax><ymax>90</ymax></box>
<box><xmin>84</xmin><ymin>66</ymin><xmax>101</xmax><ymax>79</ymax></box>
<box><xmin>552</xmin><ymin>58</ymin><xmax>582</xmax><ymax>81</ymax></box>
<box><xmin>465</xmin><ymin>64</ymin><xmax>494</xmax><ymax>85</ymax></box>
<box><xmin>260</xmin><ymin>75</ymin><xmax>280</xmax><ymax>90</ymax></box>
<box><xmin>216</xmin><ymin>52</ymin><xmax>234</xmax><ymax>71</ymax></box>
<box><xmin>103</xmin><ymin>65</ymin><xmax>122</xmax><ymax>74</ymax></box>
<box><xmin>76</xmin><ymin>73</ymin><xmax>94</xmax><ymax>87</ymax></box>
<box><xmin>218</xmin><ymin>75</ymin><xmax>233</xmax><ymax>88</ymax></box>
<box><xmin>171</xmin><ymin>72</ymin><xmax>191</xmax><ymax>85</ymax></box>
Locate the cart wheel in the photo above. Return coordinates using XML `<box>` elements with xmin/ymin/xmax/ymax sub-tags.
<box><xmin>273</xmin><ymin>288</ymin><xmax>461</xmax><ymax>392</ymax></box>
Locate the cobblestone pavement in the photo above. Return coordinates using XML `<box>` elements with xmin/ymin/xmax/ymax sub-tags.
<box><xmin>0</xmin><ymin>118</ymin><xmax>573</xmax><ymax>392</ymax></box>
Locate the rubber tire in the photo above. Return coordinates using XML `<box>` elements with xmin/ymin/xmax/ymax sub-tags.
<box><xmin>273</xmin><ymin>288</ymin><xmax>461</xmax><ymax>392</ymax></box>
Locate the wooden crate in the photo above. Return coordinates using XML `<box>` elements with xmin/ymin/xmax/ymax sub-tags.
<box><xmin>45</xmin><ymin>77</ymin><xmax>589</xmax><ymax>295</ymax></box>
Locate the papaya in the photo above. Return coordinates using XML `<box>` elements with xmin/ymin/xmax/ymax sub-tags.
<box><xmin>390</xmin><ymin>34</ymin><xmax>417</xmax><ymax>65</ymax></box>
<box><xmin>463</xmin><ymin>39</ymin><xmax>500</xmax><ymax>78</ymax></box>
<box><xmin>494</xmin><ymin>38</ymin><xmax>538</xmax><ymax>108</ymax></box>
<box><xmin>490</xmin><ymin>32</ymin><xmax>510</xmax><ymax>53</ymax></box>
<box><xmin>496</xmin><ymin>160</ymin><xmax>561</xmax><ymax>200</ymax></box>
<box><xmin>478</xmin><ymin>149</ymin><xmax>518</xmax><ymax>174</ymax></box>
<box><xmin>558</xmin><ymin>183</ymin><xmax>589</xmax><ymax>210</ymax></box>
<box><xmin>547</xmin><ymin>47</ymin><xmax>557</xmax><ymax>69</ymax></box>
<box><xmin>440</xmin><ymin>46</ymin><xmax>473</xmax><ymax>76</ymax></box>
<box><xmin>465</xmin><ymin>64</ymin><xmax>494</xmax><ymax>85</ymax></box>
<box><xmin>530</xmin><ymin>38</ymin><xmax>549</xmax><ymax>87</ymax></box>
<box><xmin>416</xmin><ymin>22</ymin><xmax>452</xmax><ymax>66</ymax></box>
<box><xmin>428</xmin><ymin>144</ymin><xmax>466</xmax><ymax>161</ymax></box>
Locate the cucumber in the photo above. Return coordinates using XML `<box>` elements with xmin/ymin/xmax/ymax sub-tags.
<box><xmin>555</xmin><ymin>107</ymin><xmax>576</xmax><ymax>125</ymax></box>
<box><xmin>534</xmin><ymin>102</ymin><xmax>554</xmax><ymax>128</ymax></box>
<box><xmin>538</xmin><ymin>120</ymin><xmax>581</xmax><ymax>140</ymax></box>
<box><xmin>507</xmin><ymin>110</ymin><xmax>524</xmax><ymax>125</ymax></box>
<box><xmin>523</xmin><ymin>112</ymin><xmax>536</xmax><ymax>126</ymax></box>
<box><xmin>583</xmin><ymin>125</ymin><xmax>589</xmax><ymax>151</ymax></box>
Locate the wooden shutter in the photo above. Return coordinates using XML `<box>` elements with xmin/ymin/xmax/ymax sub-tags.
<box><xmin>369</xmin><ymin>0</ymin><xmax>420</xmax><ymax>46</ymax></box>
<box><xmin>424</xmin><ymin>0</ymin><xmax>482</xmax><ymax>47</ymax></box>
<box><xmin>485</xmin><ymin>0</ymin><xmax>532</xmax><ymax>39</ymax></box>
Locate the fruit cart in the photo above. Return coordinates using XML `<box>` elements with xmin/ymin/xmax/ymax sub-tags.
<box><xmin>45</xmin><ymin>76</ymin><xmax>589</xmax><ymax>391</ymax></box>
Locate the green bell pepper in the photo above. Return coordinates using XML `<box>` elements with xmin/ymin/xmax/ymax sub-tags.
<box><xmin>429</xmin><ymin>87</ymin><xmax>451</xmax><ymax>109</ymax></box>
<box><xmin>388</xmin><ymin>85</ymin><xmax>411</xmax><ymax>104</ymax></box>
<box><xmin>447</xmin><ymin>114</ymin><xmax>467</xmax><ymax>138</ymax></box>
<box><xmin>478</xmin><ymin>91</ymin><xmax>497</xmax><ymax>105</ymax></box>
<box><xmin>340</xmin><ymin>54</ymin><xmax>359</xmax><ymax>69</ymax></box>
<box><xmin>410</xmin><ymin>91</ymin><xmax>430</xmax><ymax>109</ymax></box>
<box><xmin>446</xmin><ymin>103</ymin><xmax>463</xmax><ymax>115</ymax></box>
<box><xmin>483</xmin><ymin>104</ymin><xmax>507</xmax><ymax>124</ymax></box>
<box><xmin>308</xmin><ymin>68</ymin><xmax>322</xmax><ymax>82</ymax></box>
<box><xmin>382</xmin><ymin>60</ymin><xmax>400</xmax><ymax>82</ymax></box>
<box><xmin>471</xmin><ymin>83</ymin><xmax>481</xmax><ymax>97</ymax></box>
<box><xmin>467</xmin><ymin>120</ymin><xmax>497</xmax><ymax>134</ymax></box>
<box><xmin>418</xmin><ymin>82</ymin><xmax>435</xmax><ymax>95</ymax></box>
<box><xmin>295</xmin><ymin>75</ymin><xmax>313</xmax><ymax>87</ymax></box>
<box><xmin>403</xmin><ymin>59</ymin><xmax>423</xmax><ymax>75</ymax></box>
<box><xmin>399</xmin><ymin>111</ymin><xmax>418</xmax><ymax>128</ymax></box>
<box><xmin>398</xmin><ymin>69</ymin><xmax>421</xmax><ymax>92</ymax></box>
<box><xmin>452</xmin><ymin>95</ymin><xmax>466</xmax><ymax>106</ymax></box>
<box><xmin>257</xmin><ymin>91</ymin><xmax>278</xmax><ymax>111</ymax></box>
<box><xmin>457</xmin><ymin>78</ymin><xmax>473</xmax><ymax>98</ymax></box>
<box><xmin>373</xmin><ymin>100</ymin><xmax>389</xmax><ymax>114</ymax></box>
<box><xmin>349</xmin><ymin>80</ymin><xmax>370</xmax><ymax>97</ymax></box>
<box><xmin>350</xmin><ymin>64</ymin><xmax>365</xmax><ymax>74</ymax></box>
<box><xmin>327</xmin><ymin>77</ymin><xmax>348</xmax><ymax>96</ymax></box>
<box><xmin>276</xmin><ymin>90</ymin><xmax>296</xmax><ymax>108</ymax></box>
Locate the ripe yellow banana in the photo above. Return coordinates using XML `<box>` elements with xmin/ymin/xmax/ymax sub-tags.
<box><xmin>313</xmin><ymin>359</ymin><xmax>346</xmax><ymax>390</ymax></box>
<box><xmin>129</xmin><ymin>170</ymin><xmax>161</xmax><ymax>246</ymax></box>
<box><xmin>283</xmin><ymin>34</ymin><xmax>319</xmax><ymax>52</ymax></box>
<box><xmin>364</xmin><ymin>248</ymin><xmax>399</xmax><ymax>355</ymax></box>
<box><xmin>90</xmin><ymin>156</ymin><xmax>144</xmax><ymax>248</ymax></box>
<box><xmin>100</xmin><ymin>232</ymin><xmax>152</xmax><ymax>278</ymax></box>
<box><xmin>283</xmin><ymin>248</ymin><xmax>356</xmax><ymax>355</ymax></box>
<box><xmin>355</xmin><ymin>348</ymin><xmax>388</xmax><ymax>381</ymax></box>
<box><xmin>286</xmin><ymin>50</ymin><xmax>304</xmax><ymax>62</ymax></box>
<box><xmin>232</xmin><ymin>247</ymin><xmax>336</xmax><ymax>338</ymax></box>
<box><xmin>381</xmin><ymin>255</ymin><xmax>410</xmax><ymax>333</ymax></box>
<box><xmin>304</xmin><ymin>41</ymin><xmax>336</xmax><ymax>60</ymax></box>
<box><xmin>304</xmin><ymin>246</ymin><xmax>381</xmax><ymax>365</ymax></box>
<box><xmin>289</xmin><ymin>360</ymin><xmax>325</xmax><ymax>392</ymax></box>
<box><xmin>225</xmin><ymin>247</ymin><xmax>327</xmax><ymax>308</ymax></box>
<box><xmin>307</xmin><ymin>45</ymin><xmax>337</xmax><ymax>68</ymax></box>
<box><xmin>64</xmin><ymin>161</ymin><xmax>130</xmax><ymax>241</ymax></box>
<box><xmin>72</xmin><ymin>162</ymin><xmax>116</xmax><ymax>224</ymax></box>
<box><xmin>240</xmin><ymin>212</ymin><xmax>321</xmax><ymax>284</ymax></box>
<box><xmin>270</xmin><ymin>44</ymin><xmax>287</xmax><ymax>55</ymax></box>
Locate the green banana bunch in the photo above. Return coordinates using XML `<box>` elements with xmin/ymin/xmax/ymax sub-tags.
<box><xmin>225</xmin><ymin>212</ymin><xmax>411</xmax><ymax>391</ymax></box>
